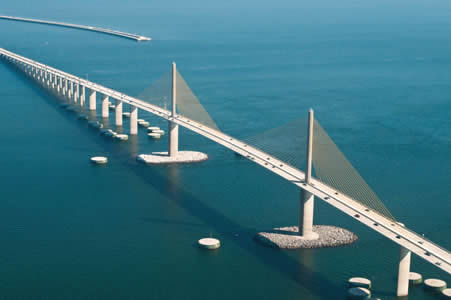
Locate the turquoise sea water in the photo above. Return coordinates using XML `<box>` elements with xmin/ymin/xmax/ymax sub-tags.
<box><xmin>0</xmin><ymin>1</ymin><xmax>450</xmax><ymax>299</ymax></box>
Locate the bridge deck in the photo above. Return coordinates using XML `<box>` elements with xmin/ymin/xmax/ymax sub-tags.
<box><xmin>0</xmin><ymin>47</ymin><xmax>449</xmax><ymax>274</ymax></box>
<box><xmin>0</xmin><ymin>15</ymin><xmax>151</xmax><ymax>41</ymax></box>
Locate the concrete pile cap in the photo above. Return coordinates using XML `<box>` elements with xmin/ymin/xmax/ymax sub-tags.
<box><xmin>198</xmin><ymin>238</ymin><xmax>220</xmax><ymax>250</ymax></box>
<box><xmin>424</xmin><ymin>278</ymin><xmax>447</xmax><ymax>292</ymax></box>
<box><xmin>90</xmin><ymin>156</ymin><xmax>108</xmax><ymax>164</ymax></box>
<box><xmin>442</xmin><ymin>288</ymin><xmax>451</xmax><ymax>297</ymax></box>
<box><xmin>115</xmin><ymin>134</ymin><xmax>128</xmax><ymax>141</ymax></box>
<box><xmin>102</xmin><ymin>129</ymin><xmax>117</xmax><ymax>137</ymax></box>
<box><xmin>348</xmin><ymin>277</ymin><xmax>371</xmax><ymax>289</ymax></box>
<box><xmin>347</xmin><ymin>287</ymin><xmax>371</xmax><ymax>299</ymax></box>
<box><xmin>408</xmin><ymin>272</ymin><xmax>422</xmax><ymax>284</ymax></box>
<box><xmin>153</xmin><ymin>129</ymin><xmax>165</xmax><ymax>135</ymax></box>
<box><xmin>137</xmin><ymin>151</ymin><xmax>208</xmax><ymax>164</ymax></box>
<box><xmin>147</xmin><ymin>133</ymin><xmax>161</xmax><ymax>139</ymax></box>
<box><xmin>122</xmin><ymin>112</ymin><xmax>131</xmax><ymax>117</ymax></box>
<box><xmin>137</xmin><ymin>119</ymin><xmax>145</xmax><ymax>122</ymax></box>
<box><xmin>147</xmin><ymin>127</ymin><xmax>160</xmax><ymax>131</ymax></box>
<box><xmin>139</xmin><ymin>121</ymin><xmax>150</xmax><ymax>127</ymax></box>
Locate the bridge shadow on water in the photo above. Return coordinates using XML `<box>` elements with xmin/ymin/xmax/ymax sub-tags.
<box><xmin>6</xmin><ymin>63</ymin><xmax>346</xmax><ymax>299</ymax></box>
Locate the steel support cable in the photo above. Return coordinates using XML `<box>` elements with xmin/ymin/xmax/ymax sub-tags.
<box><xmin>312</xmin><ymin>119</ymin><xmax>395</xmax><ymax>220</ymax></box>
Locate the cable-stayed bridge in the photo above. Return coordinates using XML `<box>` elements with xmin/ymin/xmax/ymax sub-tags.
<box><xmin>0</xmin><ymin>47</ymin><xmax>449</xmax><ymax>297</ymax></box>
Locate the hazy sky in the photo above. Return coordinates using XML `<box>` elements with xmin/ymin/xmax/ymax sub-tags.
<box><xmin>2</xmin><ymin>0</ymin><xmax>451</xmax><ymax>40</ymax></box>
<box><xmin>3</xmin><ymin>0</ymin><xmax>451</xmax><ymax>25</ymax></box>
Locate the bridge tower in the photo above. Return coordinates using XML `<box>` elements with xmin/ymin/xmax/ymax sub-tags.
<box><xmin>397</xmin><ymin>222</ymin><xmax>412</xmax><ymax>297</ymax></box>
<box><xmin>169</xmin><ymin>62</ymin><xmax>179</xmax><ymax>157</ymax></box>
<box><xmin>299</xmin><ymin>109</ymin><xmax>319</xmax><ymax>239</ymax></box>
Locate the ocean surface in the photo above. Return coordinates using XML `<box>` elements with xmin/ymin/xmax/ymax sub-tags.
<box><xmin>0</xmin><ymin>1</ymin><xmax>450</xmax><ymax>299</ymax></box>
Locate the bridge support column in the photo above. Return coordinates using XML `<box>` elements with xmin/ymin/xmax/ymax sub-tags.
<box><xmin>62</xmin><ymin>78</ymin><xmax>67</xmax><ymax>98</ymax></box>
<box><xmin>130</xmin><ymin>105</ymin><xmax>138</xmax><ymax>135</ymax></box>
<box><xmin>101</xmin><ymin>94</ymin><xmax>109</xmax><ymax>118</ymax></box>
<box><xmin>80</xmin><ymin>85</ymin><xmax>85</xmax><ymax>107</ymax></box>
<box><xmin>397</xmin><ymin>223</ymin><xmax>411</xmax><ymax>297</ymax></box>
<box><xmin>115</xmin><ymin>99</ymin><xmax>123</xmax><ymax>127</ymax></box>
<box><xmin>69</xmin><ymin>81</ymin><xmax>74</xmax><ymax>102</ymax></box>
<box><xmin>169</xmin><ymin>62</ymin><xmax>179</xmax><ymax>157</ymax></box>
<box><xmin>56</xmin><ymin>76</ymin><xmax>61</xmax><ymax>94</ymax></box>
<box><xmin>60</xmin><ymin>77</ymin><xmax>64</xmax><ymax>95</ymax></box>
<box><xmin>299</xmin><ymin>109</ymin><xmax>318</xmax><ymax>239</ymax></box>
<box><xmin>74</xmin><ymin>83</ymin><xmax>79</xmax><ymax>103</ymax></box>
<box><xmin>89</xmin><ymin>89</ymin><xmax>96</xmax><ymax>111</ymax></box>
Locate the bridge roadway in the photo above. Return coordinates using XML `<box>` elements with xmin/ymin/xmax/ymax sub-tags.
<box><xmin>0</xmin><ymin>15</ymin><xmax>151</xmax><ymax>41</ymax></box>
<box><xmin>0</xmin><ymin>47</ymin><xmax>449</xmax><ymax>275</ymax></box>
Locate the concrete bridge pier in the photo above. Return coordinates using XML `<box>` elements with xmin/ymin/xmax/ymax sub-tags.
<box><xmin>56</xmin><ymin>76</ymin><xmax>61</xmax><ymax>94</ymax></box>
<box><xmin>60</xmin><ymin>78</ymin><xmax>64</xmax><ymax>95</ymax></box>
<box><xmin>62</xmin><ymin>78</ymin><xmax>67</xmax><ymax>98</ymax></box>
<box><xmin>80</xmin><ymin>85</ymin><xmax>85</xmax><ymax>108</ymax></box>
<box><xmin>299</xmin><ymin>109</ymin><xmax>318</xmax><ymax>240</ymax></box>
<box><xmin>69</xmin><ymin>81</ymin><xmax>74</xmax><ymax>103</ymax></box>
<box><xmin>101</xmin><ymin>94</ymin><xmax>109</xmax><ymax>118</ymax></box>
<box><xmin>115</xmin><ymin>99</ymin><xmax>123</xmax><ymax>127</ymax></box>
<box><xmin>74</xmin><ymin>83</ymin><xmax>79</xmax><ymax>103</ymax></box>
<box><xmin>169</xmin><ymin>62</ymin><xmax>179</xmax><ymax>157</ymax></box>
<box><xmin>130</xmin><ymin>105</ymin><xmax>137</xmax><ymax>135</ymax></box>
<box><xmin>89</xmin><ymin>89</ymin><xmax>96</xmax><ymax>111</ymax></box>
<box><xmin>397</xmin><ymin>223</ymin><xmax>411</xmax><ymax>297</ymax></box>
<box><xmin>66</xmin><ymin>79</ymin><xmax>71</xmax><ymax>100</ymax></box>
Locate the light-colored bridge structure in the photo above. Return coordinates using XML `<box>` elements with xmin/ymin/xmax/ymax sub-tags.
<box><xmin>0</xmin><ymin>15</ymin><xmax>151</xmax><ymax>41</ymax></box>
<box><xmin>0</xmin><ymin>48</ymin><xmax>449</xmax><ymax>297</ymax></box>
